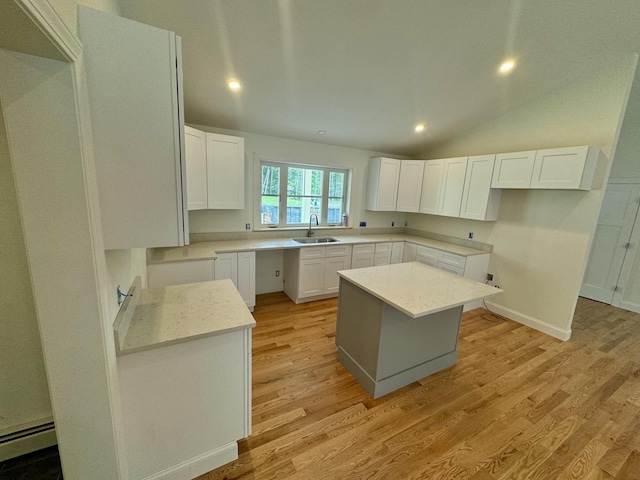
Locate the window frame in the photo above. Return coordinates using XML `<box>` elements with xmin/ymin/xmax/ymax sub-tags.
<box><xmin>258</xmin><ymin>160</ymin><xmax>350</xmax><ymax>228</ymax></box>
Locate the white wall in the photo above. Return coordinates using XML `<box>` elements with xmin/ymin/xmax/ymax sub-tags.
<box><xmin>0</xmin><ymin>102</ymin><xmax>52</xmax><ymax>435</ymax></box>
<box><xmin>187</xmin><ymin>126</ymin><xmax>407</xmax><ymax>234</ymax></box>
<box><xmin>408</xmin><ymin>57</ymin><xmax>636</xmax><ymax>337</ymax></box>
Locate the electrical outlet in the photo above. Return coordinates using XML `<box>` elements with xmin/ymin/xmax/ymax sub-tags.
<box><xmin>486</xmin><ymin>273</ymin><xmax>494</xmax><ymax>281</ymax></box>
<box><xmin>117</xmin><ymin>284</ymin><xmax>122</xmax><ymax>306</ymax></box>
<box><xmin>245</xmin><ymin>223</ymin><xmax>251</xmax><ymax>230</ymax></box>
<box><xmin>275</xmin><ymin>270</ymin><xmax>280</xmax><ymax>277</ymax></box>
<box><xmin>468</xmin><ymin>232</ymin><xmax>474</xmax><ymax>239</ymax></box>
<box><xmin>405</xmin><ymin>221</ymin><xmax>408</xmax><ymax>227</ymax></box>
<box><xmin>392</xmin><ymin>221</ymin><xmax>395</xmax><ymax>227</ymax></box>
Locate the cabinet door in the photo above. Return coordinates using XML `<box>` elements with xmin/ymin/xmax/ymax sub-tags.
<box><xmin>299</xmin><ymin>258</ymin><xmax>325</xmax><ymax>298</ymax></box>
<box><xmin>416</xmin><ymin>245</ymin><xmax>439</xmax><ymax>267</ymax></box>
<box><xmin>396</xmin><ymin>161</ymin><xmax>425</xmax><ymax>212</ymax></box>
<box><xmin>460</xmin><ymin>155</ymin><xmax>502</xmax><ymax>221</ymax></box>
<box><xmin>351</xmin><ymin>256</ymin><xmax>374</xmax><ymax>269</ymax></box>
<box><xmin>530</xmin><ymin>146</ymin><xmax>594</xmax><ymax>190</ymax></box>
<box><xmin>237</xmin><ymin>251</ymin><xmax>256</xmax><ymax>309</ymax></box>
<box><xmin>78</xmin><ymin>7</ymin><xmax>187</xmax><ymax>249</ymax></box>
<box><xmin>324</xmin><ymin>256</ymin><xmax>350</xmax><ymax>294</ymax></box>
<box><xmin>391</xmin><ymin>242</ymin><xmax>404</xmax><ymax>264</ymax></box>
<box><xmin>438</xmin><ymin>264</ymin><xmax>464</xmax><ymax>276</ymax></box>
<box><xmin>402</xmin><ymin>242</ymin><xmax>417</xmax><ymax>262</ymax></box>
<box><xmin>373</xmin><ymin>253</ymin><xmax>391</xmax><ymax>266</ymax></box>
<box><xmin>419</xmin><ymin>160</ymin><xmax>444</xmax><ymax>214</ymax></box>
<box><xmin>147</xmin><ymin>260</ymin><xmax>214</xmax><ymax>288</ymax></box>
<box><xmin>185</xmin><ymin>126</ymin><xmax>208</xmax><ymax>210</ymax></box>
<box><xmin>214</xmin><ymin>253</ymin><xmax>238</xmax><ymax>286</ymax></box>
<box><xmin>365</xmin><ymin>157</ymin><xmax>400</xmax><ymax>211</ymax></box>
<box><xmin>439</xmin><ymin>157</ymin><xmax>468</xmax><ymax>217</ymax></box>
<box><xmin>491</xmin><ymin>151</ymin><xmax>536</xmax><ymax>188</ymax></box>
<box><xmin>206</xmin><ymin>133</ymin><xmax>245</xmax><ymax>209</ymax></box>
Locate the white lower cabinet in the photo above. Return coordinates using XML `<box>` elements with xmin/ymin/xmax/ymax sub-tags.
<box><xmin>402</xmin><ymin>242</ymin><xmax>417</xmax><ymax>262</ymax></box>
<box><xmin>373</xmin><ymin>242</ymin><xmax>392</xmax><ymax>266</ymax></box>
<box><xmin>284</xmin><ymin>246</ymin><xmax>352</xmax><ymax>303</ymax></box>
<box><xmin>147</xmin><ymin>252</ymin><xmax>255</xmax><ymax>311</ymax></box>
<box><xmin>215</xmin><ymin>252</ymin><xmax>256</xmax><ymax>311</ymax></box>
<box><xmin>351</xmin><ymin>243</ymin><xmax>375</xmax><ymax>268</ymax></box>
<box><xmin>391</xmin><ymin>242</ymin><xmax>404</xmax><ymax>264</ymax></box>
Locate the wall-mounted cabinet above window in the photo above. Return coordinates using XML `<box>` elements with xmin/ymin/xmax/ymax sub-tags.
<box><xmin>184</xmin><ymin>126</ymin><xmax>245</xmax><ymax>210</ymax></box>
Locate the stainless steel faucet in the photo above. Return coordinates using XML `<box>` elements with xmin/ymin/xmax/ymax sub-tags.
<box><xmin>308</xmin><ymin>214</ymin><xmax>319</xmax><ymax>237</ymax></box>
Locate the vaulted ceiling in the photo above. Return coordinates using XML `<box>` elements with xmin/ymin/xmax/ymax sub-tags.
<box><xmin>120</xmin><ymin>0</ymin><xmax>640</xmax><ymax>157</ymax></box>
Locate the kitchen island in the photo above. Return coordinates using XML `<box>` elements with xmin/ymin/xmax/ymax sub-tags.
<box><xmin>336</xmin><ymin>262</ymin><xmax>501</xmax><ymax>399</ymax></box>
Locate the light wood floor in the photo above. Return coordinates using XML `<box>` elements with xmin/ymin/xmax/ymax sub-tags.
<box><xmin>197</xmin><ymin>293</ymin><xmax>640</xmax><ymax>480</ymax></box>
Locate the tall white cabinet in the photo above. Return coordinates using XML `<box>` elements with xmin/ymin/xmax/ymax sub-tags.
<box><xmin>396</xmin><ymin>160</ymin><xmax>425</xmax><ymax>212</ymax></box>
<box><xmin>419</xmin><ymin>157</ymin><xmax>468</xmax><ymax>217</ymax></box>
<box><xmin>78</xmin><ymin>7</ymin><xmax>188</xmax><ymax>249</ymax></box>
<box><xmin>460</xmin><ymin>155</ymin><xmax>502</xmax><ymax>221</ymax></box>
<box><xmin>185</xmin><ymin>126</ymin><xmax>208</xmax><ymax>210</ymax></box>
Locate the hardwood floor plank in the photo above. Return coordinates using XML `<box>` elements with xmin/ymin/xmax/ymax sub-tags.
<box><xmin>196</xmin><ymin>294</ymin><xmax>640</xmax><ymax>480</ymax></box>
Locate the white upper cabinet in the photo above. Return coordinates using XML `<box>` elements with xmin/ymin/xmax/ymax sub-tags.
<box><xmin>419</xmin><ymin>157</ymin><xmax>468</xmax><ymax>217</ymax></box>
<box><xmin>439</xmin><ymin>157</ymin><xmax>468</xmax><ymax>217</ymax></box>
<box><xmin>460</xmin><ymin>155</ymin><xmax>502</xmax><ymax>221</ymax></box>
<box><xmin>530</xmin><ymin>146</ymin><xmax>600</xmax><ymax>190</ymax></box>
<box><xmin>78</xmin><ymin>7</ymin><xmax>188</xmax><ymax>249</ymax></box>
<box><xmin>396</xmin><ymin>160</ymin><xmax>425</xmax><ymax>212</ymax></box>
<box><xmin>491</xmin><ymin>150</ymin><xmax>536</xmax><ymax>189</ymax></box>
<box><xmin>185</xmin><ymin>126</ymin><xmax>207</xmax><ymax>210</ymax></box>
<box><xmin>184</xmin><ymin>128</ymin><xmax>245</xmax><ymax>210</ymax></box>
<box><xmin>492</xmin><ymin>146</ymin><xmax>601</xmax><ymax>190</ymax></box>
<box><xmin>206</xmin><ymin>133</ymin><xmax>245</xmax><ymax>209</ymax></box>
<box><xmin>419</xmin><ymin>159</ymin><xmax>445</xmax><ymax>214</ymax></box>
<box><xmin>366</xmin><ymin>157</ymin><xmax>401</xmax><ymax>211</ymax></box>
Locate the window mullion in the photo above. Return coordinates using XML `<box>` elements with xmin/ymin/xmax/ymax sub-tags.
<box><xmin>321</xmin><ymin>168</ymin><xmax>330</xmax><ymax>225</ymax></box>
<box><xmin>280</xmin><ymin>166</ymin><xmax>288</xmax><ymax>226</ymax></box>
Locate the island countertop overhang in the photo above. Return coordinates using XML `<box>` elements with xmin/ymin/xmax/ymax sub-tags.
<box><xmin>337</xmin><ymin>262</ymin><xmax>502</xmax><ymax>318</ymax></box>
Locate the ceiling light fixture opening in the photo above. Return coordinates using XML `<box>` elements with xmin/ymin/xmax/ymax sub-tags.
<box><xmin>316</xmin><ymin>130</ymin><xmax>326</xmax><ymax>135</ymax></box>
<box><xmin>228</xmin><ymin>80</ymin><xmax>241</xmax><ymax>90</ymax></box>
<box><xmin>499</xmin><ymin>60</ymin><xmax>515</xmax><ymax>74</ymax></box>
<box><xmin>415</xmin><ymin>124</ymin><xmax>425</xmax><ymax>133</ymax></box>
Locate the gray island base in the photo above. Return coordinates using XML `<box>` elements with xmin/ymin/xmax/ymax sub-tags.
<box><xmin>336</xmin><ymin>262</ymin><xmax>501</xmax><ymax>399</ymax></box>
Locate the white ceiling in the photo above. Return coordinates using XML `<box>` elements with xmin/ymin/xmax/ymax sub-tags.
<box><xmin>119</xmin><ymin>0</ymin><xmax>640</xmax><ymax>157</ymax></box>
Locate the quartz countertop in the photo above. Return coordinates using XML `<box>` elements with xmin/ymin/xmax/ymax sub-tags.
<box><xmin>147</xmin><ymin>234</ymin><xmax>488</xmax><ymax>264</ymax></box>
<box><xmin>115</xmin><ymin>279</ymin><xmax>255</xmax><ymax>355</ymax></box>
<box><xmin>338</xmin><ymin>262</ymin><xmax>502</xmax><ymax>318</ymax></box>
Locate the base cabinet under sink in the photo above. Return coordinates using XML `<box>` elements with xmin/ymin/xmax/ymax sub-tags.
<box><xmin>283</xmin><ymin>245</ymin><xmax>352</xmax><ymax>303</ymax></box>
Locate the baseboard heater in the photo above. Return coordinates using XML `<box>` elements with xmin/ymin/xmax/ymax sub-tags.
<box><xmin>0</xmin><ymin>421</ymin><xmax>57</xmax><ymax>462</ymax></box>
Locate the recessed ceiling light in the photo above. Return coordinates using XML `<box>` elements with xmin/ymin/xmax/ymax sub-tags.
<box><xmin>415</xmin><ymin>124</ymin><xmax>425</xmax><ymax>133</ymax></box>
<box><xmin>499</xmin><ymin>60</ymin><xmax>515</xmax><ymax>74</ymax></box>
<box><xmin>316</xmin><ymin>130</ymin><xmax>326</xmax><ymax>135</ymax></box>
<box><xmin>228</xmin><ymin>80</ymin><xmax>241</xmax><ymax>90</ymax></box>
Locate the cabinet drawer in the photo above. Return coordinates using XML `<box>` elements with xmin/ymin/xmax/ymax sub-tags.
<box><xmin>416</xmin><ymin>245</ymin><xmax>439</xmax><ymax>263</ymax></box>
<box><xmin>352</xmin><ymin>243</ymin><xmax>375</xmax><ymax>255</ymax></box>
<box><xmin>326</xmin><ymin>244</ymin><xmax>352</xmax><ymax>258</ymax></box>
<box><xmin>374</xmin><ymin>242</ymin><xmax>392</xmax><ymax>254</ymax></box>
<box><xmin>438</xmin><ymin>252</ymin><xmax>466</xmax><ymax>269</ymax></box>
<box><xmin>439</xmin><ymin>264</ymin><xmax>464</xmax><ymax>276</ymax></box>
<box><xmin>299</xmin><ymin>246</ymin><xmax>326</xmax><ymax>260</ymax></box>
<box><xmin>373</xmin><ymin>253</ymin><xmax>391</xmax><ymax>266</ymax></box>
<box><xmin>415</xmin><ymin>255</ymin><xmax>437</xmax><ymax>267</ymax></box>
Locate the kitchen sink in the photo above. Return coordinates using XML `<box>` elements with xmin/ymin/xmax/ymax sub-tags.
<box><xmin>293</xmin><ymin>237</ymin><xmax>340</xmax><ymax>244</ymax></box>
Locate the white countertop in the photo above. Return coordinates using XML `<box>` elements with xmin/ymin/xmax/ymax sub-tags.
<box><xmin>338</xmin><ymin>262</ymin><xmax>502</xmax><ymax>318</ymax></box>
<box><xmin>115</xmin><ymin>279</ymin><xmax>255</xmax><ymax>355</ymax></box>
<box><xmin>148</xmin><ymin>234</ymin><xmax>488</xmax><ymax>264</ymax></box>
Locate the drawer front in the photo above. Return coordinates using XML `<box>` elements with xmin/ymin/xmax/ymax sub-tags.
<box><xmin>439</xmin><ymin>251</ymin><xmax>466</xmax><ymax>269</ymax></box>
<box><xmin>373</xmin><ymin>252</ymin><xmax>391</xmax><ymax>266</ymax></box>
<box><xmin>438</xmin><ymin>263</ymin><xmax>464</xmax><ymax>276</ymax></box>
<box><xmin>326</xmin><ymin>244</ymin><xmax>352</xmax><ymax>258</ymax></box>
<box><xmin>352</xmin><ymin>243</ymin><xmax>375</xmax><ymax>255</ymax></box>
<box><xmin>299</xmin><ymin>246</ymin><xmax>326</xmax><ymax>260</ymax></box>
<box><xmin>374</xmin><ymin>242</ymin><xmax>392</xmax><ymax>254</ymax></box>
<box><xmin>416</xmin><ymin>245</ymin><xmax>439</xmax><ymax>263</ymax></box>
<box><xmin>351</xmin><ymin>256</ymin><xmax>374</xmax><ymax>269</ymax></box>
<box><xmin>415</xmin><ymin>255</ymin><xmax>437</xmax><ymax>267</ymax></box>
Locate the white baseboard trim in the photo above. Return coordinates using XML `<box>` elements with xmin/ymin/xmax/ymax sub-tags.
<box><xmin>484</xmin><ymin>301</ymin><xmax>572</xmax><ymax>341</ymax></box>
<box><xmin>0</xmin><ymin>428</ymin><xmax>57</xmax><ymax>462</ymax></box>
<box><xmin>141</xmin><ymin>441</ymin><xmax>238</xmax><ymax>480</ymax></box>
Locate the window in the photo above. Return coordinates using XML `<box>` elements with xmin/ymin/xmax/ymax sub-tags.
<box><xmin>260</xmin><ymin>161</ymin><xmax>349</xmax><ymax>227</ymax></box>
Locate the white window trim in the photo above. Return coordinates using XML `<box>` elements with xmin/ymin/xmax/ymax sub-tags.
<box><xmin>254</xmin><ymin>157</ymin><xmax>351</xmax><ymax>230</ymax></box>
